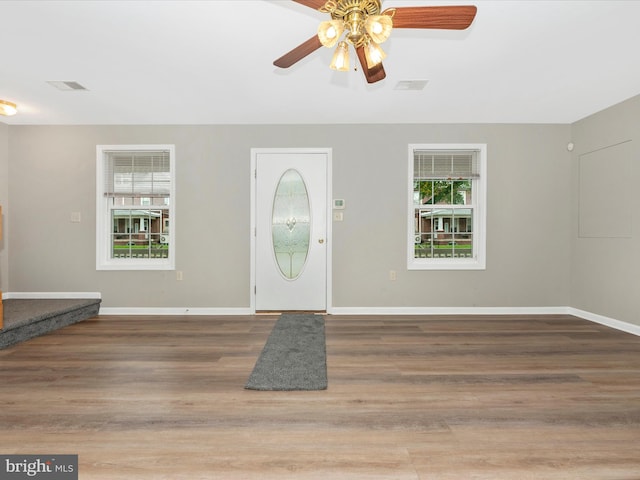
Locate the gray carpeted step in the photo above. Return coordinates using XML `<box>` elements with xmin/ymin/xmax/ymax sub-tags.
<box><xmin>0</xmin><ymin>298</ymin><xmax>101</xmax><ymax>349</ymax></box>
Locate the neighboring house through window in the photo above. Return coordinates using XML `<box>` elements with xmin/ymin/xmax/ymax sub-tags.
<box><xmin>408</xmin><ymin>144</ymin><xmax>486</xmax><ymax>270</ymax></box>
<box><xmin>96</xmin><ymin>145</ymin><xmax>175</xmax><ymax>270</ymax></box>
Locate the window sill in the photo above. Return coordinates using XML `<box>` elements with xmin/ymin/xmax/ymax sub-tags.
<box><xmin>408</xmin><ymin>258</ymin><xmax>486</xmax><ymax>271</ymax></box>
<box><xmin>97</xmin><ymin>260</ymin><xmax>175</xmax><ymax>271</ymax></box>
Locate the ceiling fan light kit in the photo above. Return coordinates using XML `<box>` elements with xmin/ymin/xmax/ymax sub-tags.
<box><xmin>275</xmin><ymin>0</ymin><xmax>477</xmax><ymax>84</ymax></box>
<box><xmin>330</xmin><ymin>41</ymin><xmax>351</xmax><ymax>70</ymax></box>
<box><xmin>365</xmin><ymin>14</ymin><xmax>393</xmax><ymax>44</ymax></box>
<box><xmin>318</xmin><ymin>20</ymin><xmax>344</xmax><ymax>47</ymax></box>
<box><xmin>364</xmin><ymin>40</ymin><xmax>386</xmax><ymax>68</ymax></box>
<box><xmin>319</xmin><ymin>0</ymin><xmax>391</xmax><ymax>72</ymax></box>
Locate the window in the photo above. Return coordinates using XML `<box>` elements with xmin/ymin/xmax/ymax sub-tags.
<box><xmin>96</xmin><ymin>145</ymin><xmax>175</xmax><ymax>270</ymax></box>
<box><xmin>408</xmin><ymin>144</ymin><xmax>486</xmax><ymax>270</ymax></box>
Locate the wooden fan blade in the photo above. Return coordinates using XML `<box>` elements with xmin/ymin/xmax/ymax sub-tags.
<box><xmin>292</xmin><ymin>0</ymin><xmax>327</xmax><ymax>10</ymax></box>
<box><xmin>355</xmin><ymin>46</ymin><xmax>386</xmax><ymax>84</ymax></box>
<box><xmin>385</xmin><ymin>5</ymin><xmax>477</xmax><ymax>30</ymax></box>
<box><xmin>274</xmin><ymin>35</ymin><xmax>323</xmax><ymax>68</ymax></box>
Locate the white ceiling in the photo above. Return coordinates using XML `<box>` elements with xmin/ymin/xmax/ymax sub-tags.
<box><xmin>2</xmin><ymin>0</ymin><xmax>640</xmax><ymax>125</ymax></box>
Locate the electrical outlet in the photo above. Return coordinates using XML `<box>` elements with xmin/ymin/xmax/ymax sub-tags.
<box><xmin>389</xmin><ymin>270</ymin><xmax>397</xmax><ymax>281</ymax></box>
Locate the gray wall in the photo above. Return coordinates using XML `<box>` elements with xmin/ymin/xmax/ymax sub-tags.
<box><xmin>0</xmin><ymin>121</ymin><xmax>8</xmax><ymax>293</ymax></box>
<box><xmin>570</xmin><ymin>95</ymin><xmax>640</xmax><ymax>326</ymax></box>
<box><xmin>6</xmin><ymin>123</ymin><xmax>572</xmax><ymax>309</ymax></box>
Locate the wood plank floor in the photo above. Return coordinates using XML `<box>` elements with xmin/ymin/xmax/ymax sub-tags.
<box><xmin>1</xmin><ymin>314</ymin><xmax>639</xmax><ymax>479</ymax></box>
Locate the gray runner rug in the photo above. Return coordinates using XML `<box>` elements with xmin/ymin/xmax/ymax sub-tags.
<box><xmin>245</xmin><ymin>313</ymin><xmax>327</xmax><ymax>391</ymax></box>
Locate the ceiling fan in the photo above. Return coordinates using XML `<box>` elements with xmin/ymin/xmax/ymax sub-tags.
<box><xmin>274</xmin><ymin>0</ymin><xmax>477</xmax><ymax>84</ymax></box>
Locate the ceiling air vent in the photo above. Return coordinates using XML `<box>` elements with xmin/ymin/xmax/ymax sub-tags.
<box><xmin>394</xmin><ymin>80</ymin><xmax>429</xmax><ymax>91</ymax></box>
<box><xmin>46</xmin><ymin>81</ymin><xmax>89</xmax><ymax>91</ymax></box>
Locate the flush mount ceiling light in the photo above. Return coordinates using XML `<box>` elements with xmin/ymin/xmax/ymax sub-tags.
<box><xmin>274</xmin><ymin>0</ymin><xmax>477</xmax><ymax>84</ymax></box>
<box><xmin>0</xmin><ymin>100</ymin><xmax>17</xmax><ymax>116</ymax></box>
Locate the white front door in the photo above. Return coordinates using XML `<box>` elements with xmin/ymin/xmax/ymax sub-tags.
<box><xmin>252</xmin><ymin>149</ymin><xmax>331</xmax><ymax>311</ymax></box>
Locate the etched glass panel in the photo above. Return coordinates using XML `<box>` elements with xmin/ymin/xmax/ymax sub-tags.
<box><xmin>272</xmin><ymin>169</ymin><xmax>310</xmax><ymax>279</ymax></box>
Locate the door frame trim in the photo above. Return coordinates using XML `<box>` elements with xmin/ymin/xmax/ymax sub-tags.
<box><xmin>250</xmin><ymin>148</ymin><xmax>333</xmax><ymax>314</ymax></box>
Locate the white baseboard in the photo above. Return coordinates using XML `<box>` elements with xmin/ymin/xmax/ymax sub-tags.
<box><xmin>329</xmin><ymin>307</ymin><xmax>640</xmax><ymax>336</ymax></box>
<box><xmin>568</xmin><ymin>307</ymin><xmax>640</xmax><ymax>337</ymax></box>
<box><xmin>3</xmin><ymin>292</ymin><xmax>102</xmax><ymax>300</ymax></box>
<box><xmin>330</xmin><ymin>306</ymin><xmax>640</xmax><ymax>337</ymax></box>
<box><xmin>4</xmin><ymin>294</ymin><xmax>638</xmax><ymax>337</ymax></box>
<box><xmin>99</xmin><ymin>307</ymin><xmax>253</xmax><ymax>315</ymax></box>
<box><xmin>328</xmin><ymin>306</ymin><xmax>570</xmax><ymax>315</ymax></box>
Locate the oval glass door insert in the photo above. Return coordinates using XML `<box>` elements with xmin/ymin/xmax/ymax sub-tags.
<box><xmin>272</xmin><ymin>169</ymin><xmax>311</xmax><ymax>279</ymax></box>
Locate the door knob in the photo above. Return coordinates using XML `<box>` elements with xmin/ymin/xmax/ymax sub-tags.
<box><xmin>318</xmin><ymin>239</ymin><xmax>325</xmax><ymax>244</ymax></box>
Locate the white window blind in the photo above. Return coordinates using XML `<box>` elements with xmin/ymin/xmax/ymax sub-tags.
<box><xmin>413</xmin><ymin>151</ymin><xmax>479</xmax><ymax>179</ymax></box>
<box><xmin>104</xmin><ymin>150</ymin><xmax>171</xmax><ymax>198</ymax></box>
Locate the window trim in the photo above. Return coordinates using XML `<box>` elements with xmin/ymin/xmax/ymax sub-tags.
<box><xmin>96</xmin><ymin>144</ymin><xmax>176</xmax><ymax>271</ymax></box>
<box><xmin>407</xmin><ymin>143</ymin><xmax>487</xmax><ymax>271</ymax></box>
